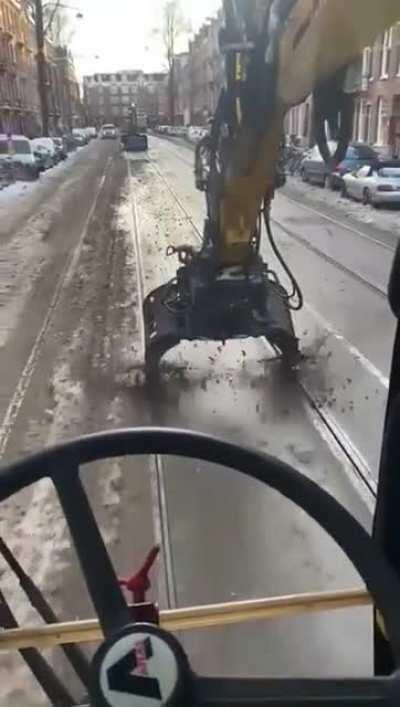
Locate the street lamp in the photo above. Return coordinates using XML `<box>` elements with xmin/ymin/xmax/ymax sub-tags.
<box><xmin>34</xmin><ymin>0</ymin><xmax>83</xmax><ymax>136</ymax></box>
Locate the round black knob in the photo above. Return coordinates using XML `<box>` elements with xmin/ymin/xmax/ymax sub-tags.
<box><xmin>92</xmin><ymin>623</ymin><xmax>192</xmax><ymax>707</ymax></box>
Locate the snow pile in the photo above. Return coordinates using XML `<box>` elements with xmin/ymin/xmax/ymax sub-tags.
<box><xmin>0</xmin><ymin>147</ymin><xmax>86</xmax><ymax>229</ymax></box>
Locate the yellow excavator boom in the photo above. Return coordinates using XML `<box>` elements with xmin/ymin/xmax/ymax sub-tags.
<box><xmin>219</xmin><ymin>0</ymin><xmax>400</xmax><ymax>266</ymax></box>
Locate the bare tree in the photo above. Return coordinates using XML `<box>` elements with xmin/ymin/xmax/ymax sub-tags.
<box><xmin>161</xmin><ymin>0</ymin><xmax>188</xmax><ymax>124</ymax></box>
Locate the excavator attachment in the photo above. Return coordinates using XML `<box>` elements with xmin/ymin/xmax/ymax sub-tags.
<box><xmin>143</xmin><ymin>251</ymin><xmax>299</xmax><ymax>376</ymax></box>
<box><xmin>144</xmin><ymin>0</ymin><xmax>400</xmax><ymax>377</ymax></box>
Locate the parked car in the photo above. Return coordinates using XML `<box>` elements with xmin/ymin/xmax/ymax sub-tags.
<box><xmin>187</xmin><ymin>126</ymin><xmax>207</xmax><ymax>144</ymax></box>
<box><xmin>72</xmin><ymin>132</ymin><xmax>87</xmax><ymax>147</ymax></box>
<box><xmin>73</xmin><ymin>128</ymin><xmax>89</xmax><ymax>145</ymax></box>
<box><xmin>62</xmin><ymin>134</ymin><xmax>78</xmax><ymax>152</ymax></box>
<box><xmin>84</xmin><ymin>126</ymin><xmax>97</xmax><ymax>140</ymax></box>
<box><xmin>300</xmin><ymin>141</ymin><xmax>378</xmax><ymax>188</ymax></box>
<box><xmin>341</xmin><ymin>161</ymin><xmax>400</xmax><ymax>207</ymax></box>
<box><xmin>165</xmin><ymin>126</ymin><xmax>187</xmax><ymax>137</ymax></box>
<box><xmin>0</xmin><ymin>134</ymin><xmax>40</xmax><ymax>180</ymax></box>
<box><xmin>31</xmin><ymin>138</ymin><xmax>58</xmax><ymax>166</ymax></box>
<box><xmin>329</xmin><ymin>143</ymin><xmax>379</xmax><ymax>189</ymax></box>
<box><xmin>32</xmin><ymin>144</ymin><xmax>53</xmax><ymax>171</ymax></box>
<box><xmin>52</xmin><ymin>137</ymin><xmax>68</xmax><ymax>161</ymax></box>
<box><xmin>100</xmin><ymin>124</ymin><xmax>118</xmax><ymax>139</ymax></box>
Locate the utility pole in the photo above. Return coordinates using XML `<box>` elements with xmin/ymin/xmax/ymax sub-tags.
<box><xmin>34</xmin><ymin>0</ymin><xmax>50</xmax><ymax>136</ymax></box>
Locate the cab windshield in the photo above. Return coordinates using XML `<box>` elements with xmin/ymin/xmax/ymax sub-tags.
<box><xmin>1</xmin><ymin>1</ymin><xmax>400</xmax><ymax>703</ymax></box>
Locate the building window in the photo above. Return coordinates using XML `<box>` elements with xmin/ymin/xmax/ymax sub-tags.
<box><xmin>289</xmin><ymin>105</ymin><xmax>299</xmax><ymax>137</ymax></box>
<box><xmin>101</xmin><ymin>74</ymin><xmax>110</xmax><ymax>82</ymax></box>
<box><xmin>302</xmin><ymin>103</ymin><xmax>310</xmax><ymax>139</ymax></box>
<box><xmin>362</xmin><ymin>103</ymin><xmax>372</xmax><ymax>143</ymax></box>
<box><xmin>397</xmin><ymin>25</ymin><xmax>400</xmax><ymax>75</ymax></box>
<box><xmin>362</xmin><ymin>47</ymin><xmax>373</xmax><ymax>80</ymax></box>
<box><xmin>116</xmin><ymin>73</ymin><xmax>122</xmax><ymax>82</ymax></box>
<box><xmin>376</xmin><ymin>97</ymin><xmax>385</xmax><ymax>144</ymax></box>
<box><xmin>353</xmin><ymin>99</ymin><xmax>360</xmax><ymax>140</ymax></box>
<box><xmin>356</xmin><ymin>99</ymin><xmax>363</xmax><ymax>140</ymax></box>
<box><xmin>380</xmin><ymin>29</ymin><xmax>393</xmax><ymax>78</ymax></box>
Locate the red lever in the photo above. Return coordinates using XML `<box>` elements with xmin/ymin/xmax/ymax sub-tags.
<box><xmin>119</xmin><ymin>546</ymin><xmax>160</xmax><ymax>603</ymax></box>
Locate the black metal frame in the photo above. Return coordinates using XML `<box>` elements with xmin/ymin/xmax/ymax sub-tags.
<box><xmin>373</xmin><ymin>242</ymin><xmax>400</xmax><ymax>675</ymax></box>
<box><xmin>143</xmin><ymin>248</ymin><xmax>299</xmax><ymax>375</ymax></box>
<box><xmin>2</xmin><ymin>427</ymin><xmax>400</xmax><ymax>704</ymax></box>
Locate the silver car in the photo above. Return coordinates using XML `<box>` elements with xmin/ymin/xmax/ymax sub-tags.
<box><xmin>342</xmin><ymin>162</ymin><xmax>400</xmax><ymax>207</ymax></box>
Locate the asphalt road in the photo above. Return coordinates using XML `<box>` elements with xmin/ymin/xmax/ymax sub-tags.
<box><xmin>0</xmin><ymin>135</ymin><xmax>396</xmax><ymax>703</ymax></box>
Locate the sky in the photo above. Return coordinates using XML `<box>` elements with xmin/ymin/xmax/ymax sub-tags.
<box><xmin>68</xmin><ymin>0</ymin><xmax>222</xmax><ymax>79</ymax></box>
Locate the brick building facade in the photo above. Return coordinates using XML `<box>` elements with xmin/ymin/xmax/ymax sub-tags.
<box><xmin>354</xmin><ymin>24</ymin><xmax>400</xmax><ymax>156</ymax></box>
<box><xmin>83</xmin><ymin>70</ymin><xmax>167</xmax><ymax>127</ymax></box>
<box><xmin>50</xmin><ymin>46</ymin><xmax>81</xmax><ymax>133</ymax></box>
<box><xmin>285</xmin><ymin>23</ymin><xmax>400</xmax><ymax>155</ymax></box>
<box><xmin>0</xmin><ymin>0</ymin><xmax>35</xmax><ymax>134</ymax></box>
<box><xmin>139</xmin><ymin>72</ymin><xmax>168</xmax><ymax>124</ymax></box>
<box><xmin>186</xmin><ymin>11</ymin><xmax>224</xmax><ymax>126</ymax></box>
<box><xmin>174</xmin><ymin>52</ymin><xmax>188</xmax><ymax>125</ymax></box>
<box><xmin>0</xmin><ymin>1</ymin><xmax>81</xmax><ymax>137</ymax></box>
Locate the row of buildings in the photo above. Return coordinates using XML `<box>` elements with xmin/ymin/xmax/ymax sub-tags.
<box><xmin>82</xmin><ymin>10</ymin><xmax>225</xmax><ymax>129</ymax></box>
<box><xmin>83</xmin><ymin>13</ymin><xmax>400</xmax><ymax>157</ymax></box>
<box><xmin>184</xmin><ymin>14</ymin><xmax>400</xmax><ymax>157</ymax></box>
<box><xmin>174</xmin><ymin>10</ymin><xmax>224</xmax><ymax>126</ymax></box>
<box><xmin>287</xmin><ymin>23</ymin><xmax>400</xmax><ymax>158</ymax></box>
<box><xmin>83</xmin><ymin>70</ymin><xmax>169</xmax><ymax>128</ymax></box>
<box><xmin>0</xmin><ymin>0</ymin><xmax>81</xmax><ymax>137</ymax></box>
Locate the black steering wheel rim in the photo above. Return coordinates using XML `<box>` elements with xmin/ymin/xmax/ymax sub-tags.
<box><xmin>1</xmin><ymin>426</ymin><xmax>400</xmax><ymax>706</ymax></box>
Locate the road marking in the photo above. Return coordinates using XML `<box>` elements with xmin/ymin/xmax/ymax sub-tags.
<box><xmin>261</xmin><ymin>338</ymin><xmax>376</xmax><ymax>509</ymax></box>
<box><xmin>125</xmin><ymin>154</ymin><xmax>178</xmax><ymax>610</ymax></box>
<box><xmin>125</xmin><ymin>164</ymin><xmax>146</xmax><ymax>363</ymax></box>
<box><xmin>306</xmin><ymin>406</ymin><xmax>375</xmax><ymax>514</ymax></box>
<box><xmin>148</xmin><ymin>158</ymin><xmax>203</xmax><ymax>239</ymax></box>
<box><xmin>271</xmin><ymin>216</ymin><xmax>387</xmax><ymax>297</ymax></box>
<box><xmin>150</xmin><ymin>456</ymin><xmax>178</xmax><ymax>610</ymax></box>
<box><xmin>304</xmin><ymin>301</ymin><xmax>389</xmax><ymax>389</ymax></box>
<box><xmin>0</xmin><ymin>157</ymin><xmax>113</xmax><ymax>458</ymax></box>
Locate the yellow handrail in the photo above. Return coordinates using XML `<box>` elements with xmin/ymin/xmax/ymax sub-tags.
<box><xmin>0</xmin><ymin>588</ymin><xmax>370</xmax><ymax>652</ymax></box>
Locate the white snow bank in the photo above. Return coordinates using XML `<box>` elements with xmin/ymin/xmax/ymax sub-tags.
<box><xmin>0</xmin><ymin>148</ymin><xmax>84</xmax><ymax>217</ymax></box>
<box><xmin>0</xmin><ymin>179</ymin><xmax>34</xmax><ymax>203</ymax></box>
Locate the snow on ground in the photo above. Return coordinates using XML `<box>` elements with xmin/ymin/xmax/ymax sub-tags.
<box><xmin>0</xmin><ymin>179</ymin><xmax>34</xmax><ymax>202</ymax></box>
<box><xmin>0</xmin><ymin>147</ymin><xmax>85</xmax><ymax>228</ymax></box>
<box><xmin>0</xmin><ymin>147</ymin><xmax>95</xmax><ymax>352</ymax></box>
<box><xmin>285</xmin><ymin>175</ymin><xmax>400</xmax><ymax>239</ymax></box>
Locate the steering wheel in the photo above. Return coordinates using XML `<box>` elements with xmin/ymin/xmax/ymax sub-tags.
<box><xmin>1</xmin><ymin>428</ymin><xmax>400</xmax><ymax>706</ymax></box>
